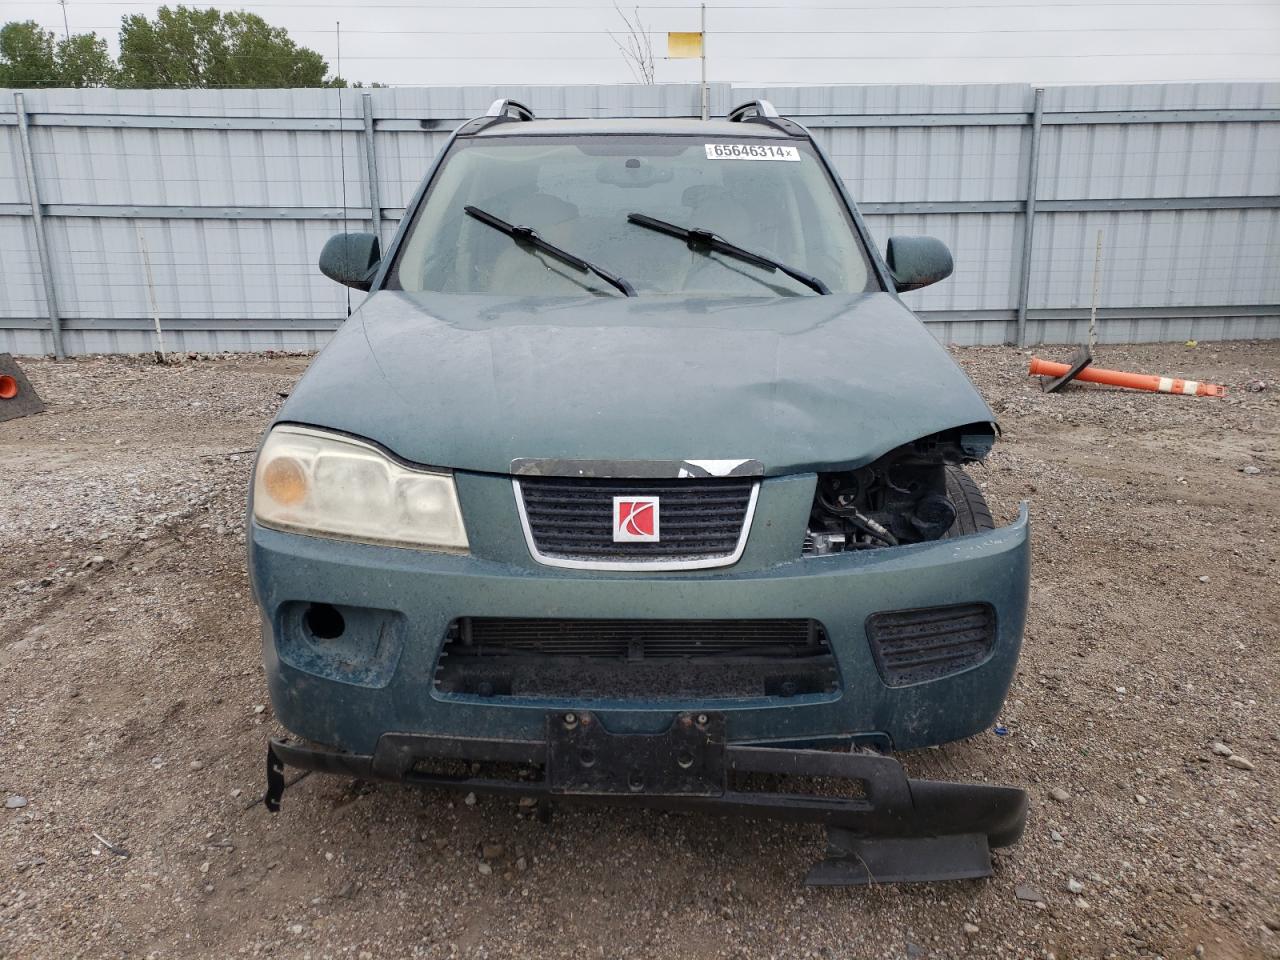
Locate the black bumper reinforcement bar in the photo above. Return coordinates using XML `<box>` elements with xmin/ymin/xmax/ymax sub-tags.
<box><xmin>265</xmin><ymin>711</ymin><xmax>1027</xmax><ymax>886</ymax></box>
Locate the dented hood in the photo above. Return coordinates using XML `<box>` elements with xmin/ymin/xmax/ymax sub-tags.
<box><xmin>280</xmin><ymin>290</ymin><xmax>994</xmax><ymax>476</ymax></box>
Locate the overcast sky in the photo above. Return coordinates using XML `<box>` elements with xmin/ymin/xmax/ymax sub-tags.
<box><xmin>9</xmin><ymin>0</ymin><xmax>1280</xmax><ymax>87</ymax></box>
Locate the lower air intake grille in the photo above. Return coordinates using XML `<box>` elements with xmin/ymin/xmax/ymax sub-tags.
<box><xmin>866</xmin><ymin>603</ymin><xmax>996</xmax><ymax>687</ymax></box>
<box><xmin>435</xmin><ymin>617</ymin><xmax>838</xmax><ymax>701</ymax></box>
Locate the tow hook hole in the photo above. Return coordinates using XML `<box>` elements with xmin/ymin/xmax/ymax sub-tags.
<box><xmin>628</xmin><ymin>770</ymin><xmax>645</xmax><ymax>792</ymax></box>
<box><xmin>675</xmin><ymin>750</ymin><xmax>695</xmax><ymax>769</ymax></box>
<box><xmin>304</xmin><ymin>603</ymin><xmax>346</xmax><ymax>640</ymax></box>
<box><xmin>578</xmin><ymin>748</ymin><xmax>595</xmax><ymax>768</ymax></box>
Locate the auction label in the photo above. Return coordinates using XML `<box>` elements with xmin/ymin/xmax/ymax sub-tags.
<box><xmin>704</xmin><ymin>143</ymin><xmax>800</xmax><ymax>161</ymax></box>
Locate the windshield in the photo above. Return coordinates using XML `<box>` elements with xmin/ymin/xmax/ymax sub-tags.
<box><xmin>388</xmin><ymin>135</ymin><xmax>877</xmax><ymax>298</ymax></box>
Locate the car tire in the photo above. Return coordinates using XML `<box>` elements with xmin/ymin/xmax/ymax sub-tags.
<box><xmin>945</xmin><ymin>466</ymin><xmax>995</xmax><ymax>537</ymax></box>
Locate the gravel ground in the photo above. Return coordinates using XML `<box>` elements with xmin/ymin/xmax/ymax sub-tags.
<box><xmin>1</xmin><ymin>342</ymin><xmax>1277</xmax><ymax>960</ymax></box>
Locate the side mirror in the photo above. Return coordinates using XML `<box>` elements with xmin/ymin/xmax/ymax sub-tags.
<box><xmin>885</xmin><ymin>236</ymin><xmax>953</xmax><ymax>293</ymax></box>
<box><xmin>319</xmin><ymin>232</ymin><xmax>381</xmax><ymax>291</ymax></box>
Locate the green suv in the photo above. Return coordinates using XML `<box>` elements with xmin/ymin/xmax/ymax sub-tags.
<box><xmin>250</xmin><ymin>99</ymin><xmax>1030</xmax><ymax>885</ymax></box>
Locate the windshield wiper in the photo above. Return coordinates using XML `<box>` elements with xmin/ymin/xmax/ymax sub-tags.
<box><xmin>626</xmin><ymin>213</ymin><xmax>829</xmax><ymax>295</ymax></box>
<box><xmin>464</xmin><ymin>205</ymin><xmax>635</xmax><ymax>297</ymax></box>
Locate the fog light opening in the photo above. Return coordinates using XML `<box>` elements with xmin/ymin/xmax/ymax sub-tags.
<box><xmin>304</xmin><ymin>603</ymin><xmax>346</xmax><ymax>640</ymax></box>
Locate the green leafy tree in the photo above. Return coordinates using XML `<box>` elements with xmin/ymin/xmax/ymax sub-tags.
<box><xmin>56</xmin><ymin>33</ymin><xmax>116</xmax><ymax>87</ymax></box>
<box><xmin>0</xmin><ymin>21</ymin><xmax>57</xmax><ymax>86</ymax></box>
<box><xmin>1</xmin><ymin>8</ymin><xmax>374</xmax><ymax>88</ymax></box>
<box><xmin>0</xmin><ymin>20</ymin><xmax>116</xmax><ymax>87</ymax></box>
<box><xmin>116</xmin><ymin>6</ymin><xmax>334</xmax><ymax>88</ymax></box>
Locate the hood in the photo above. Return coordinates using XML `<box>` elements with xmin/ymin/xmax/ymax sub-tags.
<box><xmin>280</xmin><ymin>290</ymin><xmax>994</xmax><ymax>477</ymax></box>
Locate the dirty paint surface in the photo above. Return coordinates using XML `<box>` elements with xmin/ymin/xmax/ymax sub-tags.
<box><xmin>280</xmin><ymin>290</ymin><xmax>994</xmax><ymax>476</ymax></box>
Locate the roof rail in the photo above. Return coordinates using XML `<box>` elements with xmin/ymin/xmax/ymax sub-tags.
<box><xmin>456</xmin><ymin>98</ymin><xmax>536</xmax><ymax>136</ymax></box>
<box><xmin>726</xmin><ymin>98</ymin><xmax>806</xmax><ymax>137</ymax></box>
<box><xmin>727</xmin><ymin>99</ymin><xmax>780</xmax><ymax>122</ymax></box>
<box><xmin>485</xmin><ymin>98</ymin><xmax>535</xmax><ymax>122</ymax></box>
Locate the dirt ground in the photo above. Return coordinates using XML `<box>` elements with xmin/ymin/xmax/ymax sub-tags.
<box><xmin>1</xmin><ymin>341</ymin><xmax>1277</xmax><ymax>960</ymax></box>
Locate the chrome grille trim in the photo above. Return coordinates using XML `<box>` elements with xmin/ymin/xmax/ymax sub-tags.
<box><xmin>512</xmin><ymin>477</ymin><xmax>760</xmax><ymax>571</ymax></box>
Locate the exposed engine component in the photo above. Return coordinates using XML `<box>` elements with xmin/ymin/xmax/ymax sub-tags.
<box><xmin>803</xmin><ymin>425</ymin><xmax>995</xmax><ymax>555</ymax></box>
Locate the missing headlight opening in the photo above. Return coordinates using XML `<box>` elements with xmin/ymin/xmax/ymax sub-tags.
<box><xmin>803</xmin><ymin>425</ymin><xmax>997</xmax><ymax>555</ymax></box>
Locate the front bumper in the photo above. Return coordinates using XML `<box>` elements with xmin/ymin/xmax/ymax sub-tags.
<box><xmin>266</xmin><ymin>712</ymin><xmax>1028</xmax><ymax>886</ymax></box>
<box><xmin>249</xmin><ymin>471</ymin><xmax>1030</xmax><ymax>755</ymax></box>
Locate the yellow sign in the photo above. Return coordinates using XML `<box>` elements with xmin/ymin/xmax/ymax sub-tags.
<box><xmin>667</xmin><ymin>32</ymin><xmax>703</xmax><ymax>59</ymax></box>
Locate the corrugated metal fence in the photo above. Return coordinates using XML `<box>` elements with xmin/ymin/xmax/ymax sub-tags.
<box><xmin>2</xmin><ymin>81</ymin><xmax>1278</xmax><ymax>355</ymax></box>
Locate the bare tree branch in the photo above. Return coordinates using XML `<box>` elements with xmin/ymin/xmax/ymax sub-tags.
<box><xmin>607</xmin><ymin>4</ymin><xmax>654</xmax><ymax>85</ymax></box>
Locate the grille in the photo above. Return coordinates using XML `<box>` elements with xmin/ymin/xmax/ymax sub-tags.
<box><xmin>452</xmin><ymin>617</ymin><xmax>822</xmax><ymax>657</ymax></box>
<box><xmin>515</xmin><ymin>477</ymin><xmax>756</xmax><ymax>567</ymax></box>
<box><xmin>866</xmin><ymin>603</ymin><xmax>996</xmax><ymax>687</ymax></box>
<box><xmin>435</xmin><ymin>617</ymin><xmax>838</xmax><ymax>700</ymax></box>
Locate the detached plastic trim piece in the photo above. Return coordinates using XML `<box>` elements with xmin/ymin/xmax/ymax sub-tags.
<box><xmin>1036</xmin><ymin>345</ymin><xmax>1093</xmax><ymax>393</ymax></box>
<box><xmin>265</xmin><ymin>718</ymin><xmax>1027</xmax><ymax>886</ymax></box>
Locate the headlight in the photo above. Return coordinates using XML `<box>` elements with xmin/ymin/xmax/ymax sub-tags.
<box><xmin>252</xmin><ymin>425</ymin><xmax>468</xmax><ymax>552</ymax></box>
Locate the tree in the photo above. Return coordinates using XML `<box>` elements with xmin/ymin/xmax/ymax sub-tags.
<box><xmin>56</xmin><ymin>33</ymin><xmax>116</xmax><ymax>87</ymax></box>
<box><xmin>609</xmin><ymin>5</ymin><xmax>655</xmax><ymax>85</ymax></box>
<box><xmin>0</xmin><ymin>21</ymin><xmax>57</xmax><ymax>87</ymax></box>
<box><xmin>116</xmin><ymin>5</ymin><xmax>333</xmax><ymax>89</ymax></box>
<box><xmin>0</xmin><ymin>20</ymin><xmax>115</xmax><ymax>87</ymax></box>
<box><xmin>1</xmin><ymin>7</ymin><xmax>371</xmax><ymax>88</ymax></box>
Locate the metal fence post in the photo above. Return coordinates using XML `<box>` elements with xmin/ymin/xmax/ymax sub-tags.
<box><xmin>13</xmin><ymin>93</ymin><xmax>65</xmax><ymax>360</ymax></box>
<box><xmin>1015</xmin><ymin>87</ymin><xmax>1044</xmax><ymax>349</ymax></box>
<box><xmin>362</xmin><ymin>93</ymin><xmax>381</xmax><ymax>241</ymax></box>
